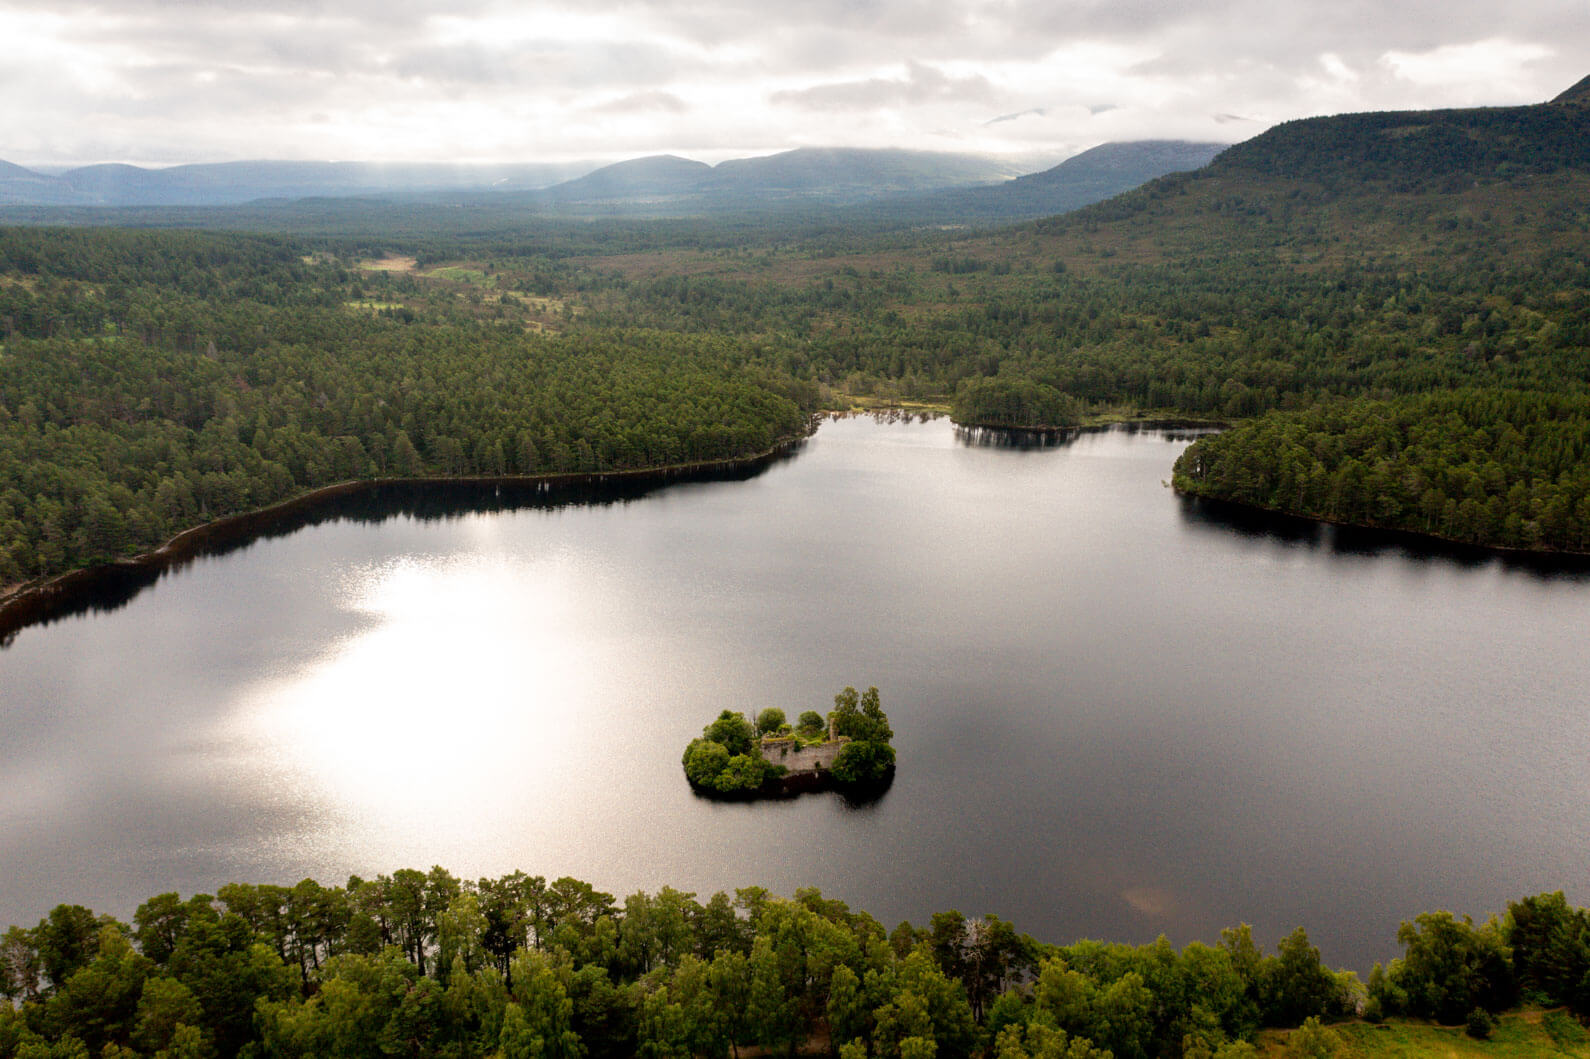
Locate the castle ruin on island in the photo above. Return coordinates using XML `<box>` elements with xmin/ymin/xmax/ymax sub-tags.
<box><xmin>757</xmin><ymin>731</ymin><xmax>848</xmax><ymax>774</ymax></box>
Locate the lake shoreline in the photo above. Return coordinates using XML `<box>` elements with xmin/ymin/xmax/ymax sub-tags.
<box><xmin>688</xmin><ymin>766</ymin><xmax>896</xmax><ymax>803</ymax></box>
<box><xmin>1176</xmin><ymin>488</ymin><xmax>1590</xmax><ymax>563</ymax></box>
<box><xmin>954</xmin><ymin>413</ymin><xmax>1230</xmax><ymax>432</ymax></box>
<box><xmin>0</xmin><ymin>427</ymin><xmax>815</xmax><ymax>642</ymax></box>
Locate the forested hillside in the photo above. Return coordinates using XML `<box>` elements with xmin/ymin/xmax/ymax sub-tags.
<box><xmin>0</xmin><ymin>228</ymin><xmax>811</xmax><ymax>586</ymax></box>
<box><xmin>1210</xmin><ymin>100</ymin><xmax>1590</xmax><ymax>187</ymax></box>
<box><xmin>3</xmin><ymin>873</ymin><xmax>1588</xmax><ymax>1059</ymax></box>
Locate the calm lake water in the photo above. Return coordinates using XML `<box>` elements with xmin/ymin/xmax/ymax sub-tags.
<box><xmin>3</xmin><ymin>415</ymin><xmax>1589</xmax><ymax>972</ymax></box>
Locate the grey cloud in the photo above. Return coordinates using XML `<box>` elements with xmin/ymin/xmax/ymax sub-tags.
<box><xmin>65</xmin><ymin>11</ymin><xmax>390</xmax><ymax>78</ymax></box>
<box><xmin>772</xmin><ymin>61</ymin><xmax>995</xmax><ymax>111</ymax></box>
<box><xmin>32</xmin><ymin>0</ymin><xmax>443</xmax><ymax>25</ymax></box>
<box><xmin>1016</xmin><ymin>0</ymin><xmax>1220</xmax><ymax>38</ymax></box>
<box><xmin>1115</xmin><ymin>0</ymin><xmax>1568</xmax><ymax>79</ymax></box>
<box><xmin>0</xmin><ymin>0</ymin><xmax>1584</xmax><ymax>164</ymax></box>
<box><xmin>586</xmin><ymin>91</ymin><xmax>690</xmax><ymax>115</ymax></box>
<box><xmin>1014</xmin><ymin>0</ymin><xmax>1542</xmax><ymax>50</ymax></box>
<box><xmin>985</xmin><ymin>107</ymin><xmax>1048</xmax><ymax>126</ymax></box>
<box><xmin>613</xmin><ymin>0</ymin><xmax>966</xmax><ymax>44</ymax></box>
<box><xmin>391</xmin><ymin>40</ymin><xmax>688</xmax><ymax>90</ymax></box>
<box><xmin>393</xmin><ymin>43</ymin><xmax>525</xmax><ymax>85</ymax></box>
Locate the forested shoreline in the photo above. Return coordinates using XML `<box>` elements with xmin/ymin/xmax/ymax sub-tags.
<box><xmin>1172</xmin><ymin>391</ymin><xmax>1590</xmax><ymax>554</ymax></box>
<box><xmin>3</xmin><ymin>871</ymin><xmax>1588</xmax><ymax>1059</ymax></box>
<box><xmin>0</xmin><ymin>428</ymin><xmax>811</xmax><ymax>635</ymax></box>
<box><xmin>0</xmin><ymin>228</ymin><xmax>814</xmax><ymax>590</ymax></box>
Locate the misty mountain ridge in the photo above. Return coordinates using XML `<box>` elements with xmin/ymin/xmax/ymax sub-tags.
<box><xmin>0</xmin><ymin>159</ymin><xmax>599</xmax><ymax>207</ymax></box>
<box><xmin>704</xmin><ymin>147</ymin><xmax>1026</xmax><ymax>194</ymax></box>
<box><xmin>497</xmin><ymin>143</ymin><xmax>1232</xmax><ymax>221</ymax></box>
<box><xmin>537</xmin><ymin>155</ymin><xmax>715</xmax><ymax>201</ymax></box>
<box><xmin>847</xmin><ymin>140</ymin><xmax>1227</xmax><ymax>226</ymax></box>
<box><xmin>0</xmin><ymin>147</ymin><xmax>1040</xmax><ymax>211</ymax></box>
<box><xmin>528</xmin><ymin>147</ymin><xmax>1033</xmax><ymax>212</ymax></box>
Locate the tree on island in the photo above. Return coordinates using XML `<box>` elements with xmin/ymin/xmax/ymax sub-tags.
<box><xmin>828</xmin><ymin>685</ymin><xmax>895</xmax><ymax>785</ymax></box>
<box><xmin>830</xmin><ymin>685</ymin><xmax>893</xmax><ymax>743</ymax></box>
<box><xmin>702</xmin><ymin>710</ymin><xmax>754</xmax><ymax>756</ymax></box>
<box><xmin>831</xmin><ymin>739</ymin><xmax>894</xmax><ymax>786</ymax></box>
<box><xmin>682</xmin><ymin>711</ymin><xmax>775</xmax><ymax>793</ymax></box>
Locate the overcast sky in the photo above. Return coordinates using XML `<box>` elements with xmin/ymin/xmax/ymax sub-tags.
<box><xmin>2</xmin><ymin>0</ymin><xmax>1585</xmax><ymax>167</ymax></box>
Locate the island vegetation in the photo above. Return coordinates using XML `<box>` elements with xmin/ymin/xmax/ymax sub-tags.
<box><xmin>950</xmin><ymin>379</ymin><xmax>1082</xmax><ymax>433</ymax></box>
<box><xmin>3</xmin><ymin>872</ymin><xmax>1590</xmax><ymax>1059</ymax></box>
<box><xmin>682</xmin><ymin>686</ymin><xmax>896</xmax><ymax>797</ymax></box>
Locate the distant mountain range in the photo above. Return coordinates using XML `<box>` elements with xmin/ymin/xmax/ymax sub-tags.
<box><xmin>0</xmin><ymin>160</ymin><xmax>597</xmax><ymax>207</ymax></box>
<box><xmin>0</xmin><ymin>143</ymin><xmax>1224</xmax><ymax>220</ymax></box>
<box><xmin>850</xmin><ymin>140</ymin><xmax>1227</xmax><ymax>225</ymax></box>
<box><xmin>534</xmin><ymin>147</ymin><xmax>1031</xmax><ymax>209</ymax></box>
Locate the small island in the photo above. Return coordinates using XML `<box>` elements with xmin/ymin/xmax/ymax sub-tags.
<box><xmin>682</xmin><ymin>685</ymin><xmax>895</xmax><ymax>799</ymax></box>
<box><xmin>950</xmin><ymin>376</ymin><xmax>1081</xmax><ymax>432</ymax></box>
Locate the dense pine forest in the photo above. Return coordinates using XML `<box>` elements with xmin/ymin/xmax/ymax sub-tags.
<box><xmin>0</xmin><ymin>229</ymin><xmax>813</xmax><ymax>585</ymax></box>
<box><xmin>1171</xmin><ymin>391</ymin><xmax>1590</xmax><ymax>551</ymax></box>
<box><xmin>3</xmin><ymin>874</ymin><xmax>1588</xmax><ymax>1059</ymax></box>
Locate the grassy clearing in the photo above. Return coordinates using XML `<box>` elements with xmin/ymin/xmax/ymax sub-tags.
<box><xmin>358</xmin><ymin>255</ymin><xmax>417</xmax><ymax>272</ymax></box>
<box><xmin>823</xmin><ymin>391</ymin><xmax>951</xmax><ymax>415</ymax></box>
<box><xmin>1255</xmin><ymin>1011</ymin><xmax>1590</xmax><ymax>1059</ymax></box>
<box><xmin>423</xmin><ymin>265</ymin><xmax>495</xmax><ymax>287</ymax></box>
<box><xmin>817</xmin><ymin>393</ymin><xmax>1220</xmax><ymax>427</ymax></box>
<box><xmin>503</xmin><ymin>290</ymin><xmax>576</xmax><ymax>314</ymax></box>
<box><xmin>761</xmin><ymin>732</ymin><xmax>841</xmax><ymax>751</ymax></box>
<box><xmin>1078</xmin><ymin>406</ymin><xmax>1228</xmax><ymax>427</ymax></box>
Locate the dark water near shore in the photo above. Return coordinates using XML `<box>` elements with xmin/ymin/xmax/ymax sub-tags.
<box><xmin>3</xmin><ymin>416</ymin><xmax>1588</xmax><ymax>972</ymax></box>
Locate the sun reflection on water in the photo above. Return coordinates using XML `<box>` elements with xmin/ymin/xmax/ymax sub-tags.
<box><xmin>234</xmin><ymin>546</ymin><xmax>595</xmax><ymax>851</ymax></box>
